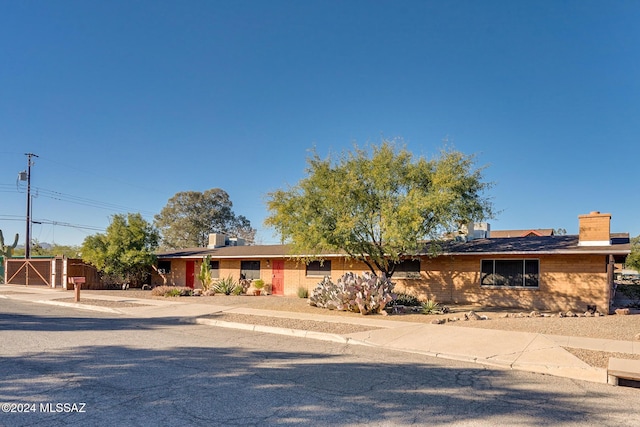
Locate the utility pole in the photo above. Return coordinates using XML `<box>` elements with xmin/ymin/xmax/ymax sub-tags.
<box><xmin>24</xmin><ymin>153</ymin><xmax>38</xmax><ymax>259</ymax></box>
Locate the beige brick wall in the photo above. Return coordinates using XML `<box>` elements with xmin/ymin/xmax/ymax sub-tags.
<box><xmin>152</xmin><ymin>253</ymin><xmax>611</xmax><ymax>312</ymax></box>
<box><xmin>281</xmin><ymin>258</ymin><xmax>373</xmax><ymax>296</ymax></box>
<box><xmin>395</xmin><ymin>254</ymin><xmax>609</xmax><ymax>312</ymax></box>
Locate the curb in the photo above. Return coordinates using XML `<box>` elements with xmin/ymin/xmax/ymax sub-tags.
<box><xmin>189</xmin><ymin>317</ymin><xmax>610</xmax><ymax>384</ymax></box>
<box><xmin>34</xmin><ymin>299</ymin><xmax>123</xmax><ymax>314</ymax></box>
<box><xmin>186</xmin><ymin>317</ymin><xmax>350</xmax><ymax>344</ymax></box>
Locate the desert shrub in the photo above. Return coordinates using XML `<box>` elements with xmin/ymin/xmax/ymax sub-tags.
<box><xmin>297</xmin><ymin>286</ymin><xmax>309</xmax><ymax>298</ymax></box>
<box><xmin>618</xmin><ymin>284</ymin><xmax>640</xmax><ymax>304</ymax></box>
<box><xmin>151</xmin><ymin>286</ymin><xmax>192</xmax><ymax>297</ymax></box>
<box><xmin>215</xmin><ymin>276</ymin><xmax>241</xmax><ymax>295</ymax></box>
<box><xmin>309</xmin><ymin>272</ymin><xmax>395</xmax><ymax>315</ymax></box>
<box><xmin>232</xmin><ymin>284</ymin><xmax>243</xmax><ymax>295</ymax></box>
<box><xmin>389</xmin><ymin>292</ymin><xmax>422</xmax><ymax>307</ymax></box>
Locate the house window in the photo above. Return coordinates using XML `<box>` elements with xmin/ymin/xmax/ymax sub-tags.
<box><xmin>306</xmin><ymin>260</ymin><xmax>331</xmax><ymax>277</ymax></box>
<box><xmin>393</xmin><ymin>259</ymin><xmax>421</xmax><ymax>279</ymax></box>
<box><xmin>158</xmin><ymin>260</ymin><xmax>171</xmax><ymax>274</ymax></box>
<box><xmin>210</xmin><ymin>260</ymin><xmax>219</xmax><ymax>279</ymax></box>
<box><xmin>481</xmin><ymin>259</ymin><xmax>539</xmax><ymax>287</ymax></box>
<box><xmin>240</xmin><ymin>260</ymin><xmax>261</xmax><ymax>280</ymax></box>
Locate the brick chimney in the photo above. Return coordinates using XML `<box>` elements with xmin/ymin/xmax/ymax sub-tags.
<box><xmin>578</xmin><ymin>211</ymin><xmax>611</xmax><ymax>246</ymax></box>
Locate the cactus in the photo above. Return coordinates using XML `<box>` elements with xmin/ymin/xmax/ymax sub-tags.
<box><xmin>309</xmin><ymin>272</ymin><xmax>396</xmax><ymax>315</ymax></box>
<box><xmin>0</xmin><ymin>230</ymin><xmax>19</xmax><ymax>258</ymax></box>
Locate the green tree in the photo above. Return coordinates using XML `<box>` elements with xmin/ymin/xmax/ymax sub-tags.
<box><xmin>627</xmin><ymin>235</ymin><xmax>640</xmax><ymax>272</ymax></box>
<box><xmin>81</xmin><ymin>213</ymin><xmax>160</xmax><ymax>286</ymax></box>
<box><xmin>154</xmin><ymin>188</ymin><xmax>256</xmax><ymax>249</ymax></box>
<box><xmin>265</xmin><ymin>140</ymin><xmax>494</xmax><ymax>278</ymax></box>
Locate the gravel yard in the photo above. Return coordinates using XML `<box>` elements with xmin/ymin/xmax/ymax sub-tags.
<box><xmin>75</xmin><ymin>289</ymin><xmax>640</xmax><ymax>369</ymax></box>
<box><xmin>83</xmin><ymin>289</ymin><xmax>640</xmax><ymax>339</ymax></box>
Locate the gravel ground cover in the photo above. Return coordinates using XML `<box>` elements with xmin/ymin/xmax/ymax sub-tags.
<box><xmin>76</xmin><ymin>289</ymin><xmax>640</xmax><ymax>369</ymax></box>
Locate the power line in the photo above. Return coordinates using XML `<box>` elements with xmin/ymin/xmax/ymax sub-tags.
<box><xmin>1</xmin><ymin>183</ymin><xmax>156</xmax><ymax>216</ymax></box>
<box><xmin>33</xmin><ymin>219</ymin><xmax>106</xmax><ymax>232</ymax></box>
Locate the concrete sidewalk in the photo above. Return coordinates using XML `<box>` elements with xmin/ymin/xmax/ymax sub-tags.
<box><xmin>2</xmin><ymin>284</ymin><xmax>639</xmax><ymax>385</ymax></box>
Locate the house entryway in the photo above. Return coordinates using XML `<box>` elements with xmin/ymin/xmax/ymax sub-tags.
<box><xmin>271</xmin><ymin>260</ymin><xmax>284</xmax><ymax>295</ymax></box>
<box><xmin>185</xmin><ymin>261</ymin><xmax>195</xmax><ymax>288</ymax></box>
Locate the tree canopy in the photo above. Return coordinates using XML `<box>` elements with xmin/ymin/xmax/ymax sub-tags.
<box><xmin>265</xmin><ymin>140</ymin><xmax>494</xmax><ymax>278</ymax></box>
<box><xmin>154</xmin><ymin>188</ymin><xmax>256</xmax><ymax>249</ymax></box>
<box><xmin>626</xmin><ymin>235</ymin><xmax>640</xmax><ymax>272</ymax></box>
<box><xmin>81</xmin><ymin>213</ymin><xmax>159</xmax><ymax>285</ymax></box>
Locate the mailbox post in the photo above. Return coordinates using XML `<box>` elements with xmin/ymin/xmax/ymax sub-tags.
<box><xmin>70</xmin><ymin>277</ymin><xmax>86</xmax><ymax>302</ymax></box>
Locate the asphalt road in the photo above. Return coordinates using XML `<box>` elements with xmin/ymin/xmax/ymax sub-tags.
<box><xmin>0</xmin><ymin>298</ymin><xmax>639</xmax><ymax>427</ymax></box>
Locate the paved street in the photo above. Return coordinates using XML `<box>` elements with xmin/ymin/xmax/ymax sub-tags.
<box><xmin>0</xmin><ymin>298</ymin><xmax>638</xmax><ymax>426</ymax></box>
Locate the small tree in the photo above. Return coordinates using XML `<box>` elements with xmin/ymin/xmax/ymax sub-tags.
<box><xmin>81</xmin><ymin>213</ymin><xmax>160</xmax><ymax>286</ymax></box>
<box><xmin>265</xmin><ymin>140</ymin><xmax>493</xmax><ymax>278</ymax></box>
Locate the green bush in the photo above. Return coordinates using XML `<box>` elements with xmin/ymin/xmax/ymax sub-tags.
<box><xmin>151</xmin><ymin>286</ymin><xmax>192</xmax><ymax>297</ymax></box>
<box><xmin>215</xmin><ymin>276</ymin><xmax>241</xmax><ymax>295</ymax></box>
<box><xmin>309</xmin><ymin>272</ymin><xmax>395</xmax><ymax>314</ymax></box>
<box><xmin>389</xmin><ymin>292</ymin><xmax>422</xmax><ymax>307</ymax></box>
<box><xmin>619</xmin><ymin>284</ymin><xmax>640</xmax><ymax>302</ymax></box>
<box><xmin>297</xmin><ymin>286</ymin><xmax>309</xmax><ymax>299</ymax></box>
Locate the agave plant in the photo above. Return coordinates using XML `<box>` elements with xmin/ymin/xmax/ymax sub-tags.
<box><xmin>214</xmin><ymin>275</ymin><xmax>241</xmax><ymax>295</ymax></box>
<box><xmin>421</xmin><ymin>299</ymin><xmax>440</xmax><ymax>314</ymax></box>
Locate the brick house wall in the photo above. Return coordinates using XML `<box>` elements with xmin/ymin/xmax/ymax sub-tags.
<box><xmin>152</xmin><ymin>253</ymin><xmax>610</xmax><ymax>312</ymax></box>
<box><xmin>394</xmin><ymin>254</ymin><xmax>609</xmax><ymax>312</ymax></box>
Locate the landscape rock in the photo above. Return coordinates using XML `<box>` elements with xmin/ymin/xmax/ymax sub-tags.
<box><xmin>465</xmin><ymin>311</ymin><xmax>481</xmax><ymax>321</ymax></box>
<box><xmin>431</xmin><ymin>319</ymin><xmax>445</xmax><ymax>325</ymax></box>
<box><xmin>635</xmin><ymin>333</ymin><xmax>640</xmax><ymax>341</ymax></box>
<box><xmin>615</xmin><ymin>308</ymin><xmax>631</xmax><ymax>316</ymax></box>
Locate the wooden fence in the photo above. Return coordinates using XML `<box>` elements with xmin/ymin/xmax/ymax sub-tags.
<box><xmin>4</xmin><ymin>257</ymin><xmax>102</xmax><ymax>289</ymax></box>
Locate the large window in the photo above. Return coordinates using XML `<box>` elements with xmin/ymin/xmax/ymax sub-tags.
<box><xmin>393</xmin><ymin>259</ymin><xmax>421</xmax><ymax>279</ymax></box>
<box><xmin>481</xmin><ymin>259</ymin><xmax>539</xmax><ymax>287</ymax></box>
<box><xmin>306</xmin><ymin>260</ymin><xmax>331</xmax><ymax>277</ymax></box>
<box><xmin>240</xmin><ymin>260</ymin><xmax>261</xmax><ymax>280</ymax></box>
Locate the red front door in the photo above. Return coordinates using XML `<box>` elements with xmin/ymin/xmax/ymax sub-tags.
<box><xmin>185</xmin><ymin>261</ymin><xmax>195</xmax><ymax>288</ymax></box>
<box><xmin>271</xmin><ymin>260</ymin><xmax>284</xmax><ymax>295</ymax></box>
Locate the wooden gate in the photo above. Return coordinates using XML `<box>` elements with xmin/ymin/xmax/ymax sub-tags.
<box><xmin>5</xmin><ymin>259</ymin><xmax>52</xmax><ymax>286</ymax></box>
<box><xmin>5</xmin><ymin>257</ymin><xmax>102</xmax><ymax>288</ymax></box>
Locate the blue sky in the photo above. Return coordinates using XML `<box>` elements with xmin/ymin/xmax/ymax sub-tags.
<box><xmin>1</xmin><ymin>0</ymin><xmax>638</xmax><ymax>246</ymax></box>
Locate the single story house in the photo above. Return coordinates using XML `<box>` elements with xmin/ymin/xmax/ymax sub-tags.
<box><xmin>153</xmin><ymin>211</ymin><xmax>631</xmax><ymax>313</ymax></box>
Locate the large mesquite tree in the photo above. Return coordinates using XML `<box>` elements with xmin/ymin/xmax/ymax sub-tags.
<box><xmin>265</xmin><ymin>140</ymin><xmax>494</xmax><ymax>278</ymax></box>
<box><xmin>154</xmin><ymin>188</ymin><xmax>256</xmax><ymax>249</ymax></box>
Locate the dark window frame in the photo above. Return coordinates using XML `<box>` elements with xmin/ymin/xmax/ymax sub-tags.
<box><xmin>393</xmin><ymin>259</ymin><xmax>421</xmax><ymax>279</ymax></box>
<box><xmin>306</xmin><ymin>260</ymin><xmax>332</xmax><ymax>277</ymax></box>
<box><xmin>158</xmin><ymin>260</ymin><xmax>171</xmax><ymax>274</ymax></box>
<box><xmin>240</xmin><ymin>260</ymin><xmax>261</xmax><ymax>280</ymax></box>
<box><xmin>210</xmin><ymin>260</ymin><xmax>219</xmax><ymax>279</ymax></box>
<box><xmin>481</xmin><ymin>259</ymin><xmax>539</xmax><ymax>288</ymax></box>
